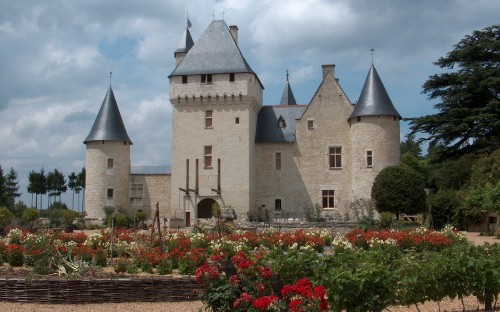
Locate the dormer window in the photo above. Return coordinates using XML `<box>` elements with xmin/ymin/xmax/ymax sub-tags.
<box><xmin>277</xmin><ymin>116</ymin><xmax>286</xmax><ymax>129</ymax></box>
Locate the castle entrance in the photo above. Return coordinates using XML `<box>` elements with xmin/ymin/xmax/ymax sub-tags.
<box><xmin>197</xmin><ymin>198</ymin><xmax>216</xmax><ymax>219</ymax></box>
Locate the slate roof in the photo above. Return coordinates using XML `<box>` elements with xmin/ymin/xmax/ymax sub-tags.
<box><xmin>175</xmin><ymin>28</ymin><xmax>194</xmax><ymax>54</ymax></box>
<box><xmin>279</xmin><ymin>74</ymin><xmax>297</xmax><ymax>105</ymax></box>
<box><xmin>169</xmin><ymin>20</ymin><xmax>263</xmax><ymax>87</ymax></box>
<box><xmin>349</xmin><ymin>64</ymin><xmax>401</xmax><ymax>119</ymax></box>
<box><xmin>84</xmin><ymin>86</ymin><xmax>132</xmax><ymax>144</ymax></box>
<box><xmin>255</xmin><ymin>105</ymin><xmax>307</xmax><ymax>143</ymax></box>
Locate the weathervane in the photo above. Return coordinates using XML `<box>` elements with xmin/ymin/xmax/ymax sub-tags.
<box><xmin>370</xmin><ymin>49</ymin><xmax>375</xmax><ymax>64</ymax></box>
<box><xmin>286</xmin><ymin>69</ymin><xmax>289</xmax><ymax>82</ymax></box>
<box><xmin>109</xmin><ymin>71</ymin><xmax>112</xmax><ymax>86</ymax></box>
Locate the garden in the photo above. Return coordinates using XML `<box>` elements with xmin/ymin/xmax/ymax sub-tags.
<box><xmin>0</xmin><ymin>225</ymin><xmax>499</xmax><ymax>311</ymax></box>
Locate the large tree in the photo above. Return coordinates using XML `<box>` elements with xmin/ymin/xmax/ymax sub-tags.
<box><xmin>5</xmin><ymin>167</ymin><xmax>21</xmax><ymax>209</ymax></box>
<box><xmin>409</xmin><ymin>24</ymin><xmax>500</xmax><ymax>160</ymax></box>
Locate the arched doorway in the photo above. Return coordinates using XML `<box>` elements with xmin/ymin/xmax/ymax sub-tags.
<box><xmin>197</xmin><ymin>198</ymin><xmax>216</xmax><ymax>219</ymax></box>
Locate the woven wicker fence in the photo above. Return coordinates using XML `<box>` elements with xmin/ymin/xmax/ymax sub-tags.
<box><xmin>0</xmin><ymin>276</ymin><xmax>199</xmax><ymax>304</ymax></box>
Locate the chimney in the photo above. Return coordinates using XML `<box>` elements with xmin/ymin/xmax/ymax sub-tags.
<box><xmin>229</xmin><ymin>25</ymin><xmax>239</xmax><ymax>44</ymax></box>
<box><xmin>322</xmin><ymin>64</ymin><xmax>335</xmax><ymax>80</ymax></box>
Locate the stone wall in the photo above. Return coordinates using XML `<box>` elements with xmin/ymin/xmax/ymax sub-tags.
<box><xmin>130</xmin><ymin>174</ymin><xmax>171</xmax><ymax>219</ymax></box>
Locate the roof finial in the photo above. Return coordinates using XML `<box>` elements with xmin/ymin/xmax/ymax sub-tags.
<box><xmin>187</xmin><ymin>12</ymin><xmax>192</xmax><ymax>28</ymax></box>
<box><xmin>370</xmin><ymin>49</ymin><xmax>375</xmax><ymax>65</ymax></box>
<box><xmin>286</xmin><ymin>69</ymin><xmax>289</xmax><ymax>82</ymax></box>
<box><xmin>109</xmin><ymin>71</ymin><xmax>112</xmax><ymax>86</ymax></box>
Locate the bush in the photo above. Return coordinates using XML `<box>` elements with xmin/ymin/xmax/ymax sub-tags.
<box><xmin>372</xmin><ymin>166</ymin><xmax>426</xmax><ymax>218</ymax></box>
<box><xmin>22</xmin><ymin>208</ymin><xmax>40</xmax><ymax>230</ymax></box>
<box><xmin>379</xmin><ymin>212</ymin><xmax>395</xmax><ymax>229</ymax></box>
<box><xmin>0</xmin><ymin>206</ymin><xmax>14</xmax><ymax>229</ymax></box>
<box><xmin>428</xmin><ymin>189</ymin><xmax>463</xmax><ymax>229</ymax></box>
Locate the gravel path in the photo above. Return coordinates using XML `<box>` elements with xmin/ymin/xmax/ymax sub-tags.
<box><xmin>0</xmin><ymin>232</ymin><xmax>497</xmax><ymax>311</ymax></box>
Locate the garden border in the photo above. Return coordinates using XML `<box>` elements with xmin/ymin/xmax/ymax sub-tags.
<box><xmin>0</xmin><ymin>276</ymin><xmax>199</xmax><ymax>304</ymax></box>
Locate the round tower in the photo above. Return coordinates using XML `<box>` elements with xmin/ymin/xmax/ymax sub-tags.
<box><xmin>84</xmin><ymin>86</ymin><xmax>132</xmax><ymax>219</ymax></box>
<box><xmin>349</xmin><ymin>64</ymin><xmax>401</xmax><ymax>201</ymax></box>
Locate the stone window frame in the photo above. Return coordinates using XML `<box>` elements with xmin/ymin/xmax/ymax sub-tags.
<box><xmin>307</xmin><ymin>119</ymin><xmax>315</xmax><ymax>130</ymax></box>
<box><xmin>366</xmin><ymin>150</ymin><xmax>373</xmax><ymax>168</ymax></box>
<box><xmin>204</xmin><ymin>145</ymin><xmax>213</xmax><ymax>169</ymax></box>
<box><xmin>275</xmin><ymin>152</ymin><xmax>282</xmax><ymax>170</ymax></box>
<box><xmin>107</xmin><ymin>158</ymin><xmax>114</xmax><ymax>169</ymax></box>
<box><xmin>322</xmin><ymin>189</ymin><xmax>335</xmax><ymax>209</ymax></box>
<box><xmin>274</xmin><ymin>198</ymin><xmax>282</xmax><ymax>211</ymax></box>
<box><xmin>107</xmin><ymin>188</ymin><xmax>114</xmax><ymax>199</ymax></box>
<box><xmin>205</xmin><ymin>110</ymin><xmax>213</xmax><ymax>129</ymax></box>
<box><xmin>328</xmin><ymin>146</ymin><xmax>342</xmax><ymax>169</ymax></box>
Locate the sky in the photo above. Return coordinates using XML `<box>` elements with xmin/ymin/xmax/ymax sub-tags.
<box><xmin>1</xmin><ymin>0</ymin><xmax>499</xmax><ymax>210</ymax></box>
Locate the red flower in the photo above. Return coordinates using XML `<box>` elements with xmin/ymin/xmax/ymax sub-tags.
<box><xmin>260</xmin><ymin>267</ymin><xmax>273</xmax><ymax>279</ymax></box>
<box><xmin>289</xmin><ymin>298</ymin><xmax>303</xmax><ymax>312</ymax></box>
<box><xmin>252</xmin><ymin>294</ymin><xmax>279</xmax><ymax>310</ymax></box>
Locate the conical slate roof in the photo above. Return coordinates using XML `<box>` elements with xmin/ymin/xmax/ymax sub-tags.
<box><xmin>279</xmin><ymin>72</ymin><xmax>297</xmax><ymax>105</ymax></box>
<box><xmin>175</xmin><ymin>28</ymin><xmax>194</xmax><ymax>54</ymax></box>
<box><xmin>349</xmin><ymin>64</ymin><xmax>401</xmax><ymax>119</ymax></box>
<box><xmin>84</xmin><ymin>86</ymin><xmax>132</xmax><ymax>144</ymax></box>
<box><xmin>169</xmin><ymin>20</ymin><xmax>262</xmax><ymax>88</ymax></box>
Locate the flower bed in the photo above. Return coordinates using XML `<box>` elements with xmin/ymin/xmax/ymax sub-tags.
<box><xmin>0</xmin><ymin>226</ymin><xmax>498</xmax><ymax>310</ymax></box>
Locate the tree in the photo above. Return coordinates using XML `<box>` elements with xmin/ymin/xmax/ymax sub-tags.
<box><xmin>0</xmin><ymin>166</ymin><xmax>6</xmax><ymax>207</ymax></box>
<box><xmin>77</xmin><ymin>167</ymin><xmax>85</xmax><ymax>213</ymax></box>
<box><xmin>409</xmin><ymin>24</ymin><xmax>500</xmax><ymax>160</ymax></box>
<box><xmin>469</xmin><ymin>149</ymin><xmax>500</xmax><ymax>187</ymax></box>
<box><xmin>400</xmin><ymin>134</ymin><xmax>423</xmax><ymax>159</ymax></box>
<box><xmin>68</xmin><ymin>172</ymin><xmax>78</xmax><ymax>211</ymax></box>
<box><xmin>5</xmin><ymin>167</ymin><xmax>21</xmax><ymax>209</ymax></box>
<box><xmin>0</xmin><ymin>206</ymin><xmax>13</xmax><ymax>230</ymax></box>
<box><xmin>371</xmin><ymin>166</ymin><xmax>426</xmax><ymax>218</ymax></box>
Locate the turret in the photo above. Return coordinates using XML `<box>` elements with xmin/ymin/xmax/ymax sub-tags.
<box><xmin>84</xmin><ymin>86</ymin><xmax>132</xmax><ymax>219</ymax></box>
<box><xmin>349</xmin><ymin>64</ymin><xmax>401</xmax><ymax>200</ymax></box>
<box><xmin>279</xmin><ymin>71</ymin><xmax>297</xmax><ymax>105</ymax></box>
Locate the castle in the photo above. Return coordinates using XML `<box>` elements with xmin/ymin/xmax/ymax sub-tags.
<box><xmin>84</xmin><ymin>20</ymin><xmax>401</xmax><ymax>225</ymax></box>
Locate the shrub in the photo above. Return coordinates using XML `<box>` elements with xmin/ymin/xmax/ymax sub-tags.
<box><xmin>6</xmin><ymin>244</ymin><xmax>25</xmax><ymax>267</ymax></box>
<box><xmin>379</xmin><ymin>211</ymin><xmax>395</xmax><ymax>229</ymax></box>
<box><xmin>0</xmin><ymin>206</ymin><xmax>13</xmax><ymax>229</ymax></box>
<box><xmin>22</xmin><ymin>208</ymin><xmax>40</xmax><ymax>230</ymax></box>
<box><xmin>372</xmin><ymin>166</ymin><xmax>426</xmax><ymax>218</ymax></box>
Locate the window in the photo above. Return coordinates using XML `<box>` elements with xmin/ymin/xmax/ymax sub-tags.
<box><xmin>201</xmin><ymin>74</ymin><xmax>212</xmax><ymax>83</ymax></box>
<box><xmin>308</xmin><ymin>120</ymin><xmax>314</xmax><ymax>130</ymax></box>
<box><xmin>275</xmin><ymin>199</ymin><xmax>282</xmax><ymax>210</ymax></box>
<box><xmin>182</xmin><ymin>75</ymin><xmax>187</xmax><ymax>84</ymax></box>
<box><xmin>107</xmin><ymin>158</ymin><xmax>114</xmax><ymax>169</ymax></box>
<box><xmin>229</xmin><ymin>73</ymin><xmax>235</xmax><ymax>82</ymax></box>
<box><xmin>235</xmin><ymin>117</ymin><xmax>240</xmax><ymax>124</ymax></box>
<box><xmin>277</xmin><ymin>116</ymin><xmax>286</xmax><ymax>129</ymax></box>
<box><xmin>204</xmin><ymin>145</ymin><xmax>212</xmax><ymax>168</ymax></box>
<box><xmin>107</xmin><ymin>188</ymin><xmax>114</xmax><ymax>199</ymax></box>
<box><xmin>366</xmin><ymin>150</ymin><xmax>373</xmax><ymax>167</ymax></box>
<box><xmin>322</xmin><ymin>190</ymin><xmax>334</xmax><ymax>208</ymax></box>
<box><xmin>275</xmin><ymin>152</ymin><xmax>281</xmax><ymax>170</ymax></box>
<box><xmin>131</xmin><ymin>183</ymin><xmax>143</xmax><ymax>205</ymax></box>
<box><xmin>329</xmin><ymin>147</ymin><xmax>342</xmax><ymax>169</ymax></box>
<box><xmin>357</xmin><ymin>116</ymin><xmax>361</xmax><ymax>122</ymax></box>
<box><xmin>205</xmin><ymin>110</ymin><xmax>213</xmax><ymax>128</ymax></box>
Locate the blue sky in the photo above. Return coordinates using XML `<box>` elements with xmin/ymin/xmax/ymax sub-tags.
<box><xmin>0</xmin><ymin>0</ymin><xmax>499</xmax><ymax>209</ymax></box>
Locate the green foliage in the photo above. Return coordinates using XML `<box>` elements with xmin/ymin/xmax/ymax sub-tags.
<box><xmin>42</xmin><ymin>202</ymin><xmax>68</xmax><ymax>227</ymax></box>
<box><xmin>0</xmin><ymin>206</ymin><xmax>13</xmax><ymax>228</ymax></box>
<box><xmin>22</xmin><ymin>208</ymin><xmax>40</xmax><ymax>229</ymax></box>
<box><xmin>429</xmin><ymin>156</ymin><xmax>474</xmax><ymax>191</ymax></box>
<box><xmin>371</xmin><ymin>166</ymin><xmax>426</xmax><ymax>218</ymax></box>
<box><xmin>135</xmin><ymin>211</ymin><xmax>148</xmax><ymax>227</ymax></box>
<box><xmin>400</xmin><ymin>134</ymin><xmax>423</xmax><ymax>159</ymax></box>
<box><xmin>469</xmin><ymin>150</ymin><xmax>500</xmax><ymax>187</ymax></box>
<box><xmin>428</xmin><ymin>189</ymin><xmax>463</xmax><ymax>229</ymax></box>
<box><xmin>463</xmin><ymin>182</ymin><xmax>500</xmax><ymax>231</ymax></box>
<box><xmin>409</xmin><ymin>24</ymin><xmax>500</xmax><ymax>160</ymax></box>
<box><xmin>62</xmin><ymin>209</ymin><xmax>79</xmax><ymax>226</ymax></box>
<box><xmin>114</xmin><ymin>212</ymin><xmax>130</xmax><ymax>228</ymax></box>
<box><xmin>379</xmin><ymin>212</ymin><xmax>395</xmax><ymax>229</ymax></box>
<box><xmin>11</xmin><ymin>200</ymin><xmax>28</xmax><ymax>218</ymax></box>
<box><xmin>156</xmin><ymin>258</ymin><xmax>173</xmax><ymax>275</ymax></box>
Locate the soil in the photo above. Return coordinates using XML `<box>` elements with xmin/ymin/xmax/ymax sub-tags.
<box><xmin>0</xmin><ymin>232</ymin><xmax>498</xmax><ymax>311</ymax></box>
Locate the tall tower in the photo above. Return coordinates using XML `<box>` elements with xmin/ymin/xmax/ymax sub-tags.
<box><xmin>84</xmin><ymin>86</ymin><xmax>132</xmax><ymax>219</ymax></box>
<box><xmin>349</xmin><ymin>64</ymin><xmax>401</xmax><ymax>200</ymax></box>
<box><xmin>168</xmin><ymin>20</ymin><xmax>264</xmax><ymax>224</ymax></box>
